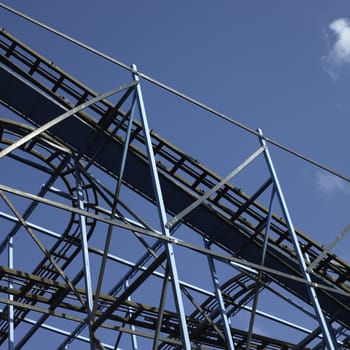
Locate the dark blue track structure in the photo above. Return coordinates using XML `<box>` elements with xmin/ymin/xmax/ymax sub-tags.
<box><xmin>0</xmin><ymin>29</ymin><xmax>349</xmax><ymax>349</ymax></box>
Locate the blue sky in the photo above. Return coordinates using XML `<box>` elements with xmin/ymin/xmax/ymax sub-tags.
<box><xmin>1</xmin><ymin>1</ymin><xmax>350</xmax><ymax>348</ymax></box>
<box><xmin>3</xmin><ymin>0</ymin><xmax>347</xmax><ymax>254</ymax></box>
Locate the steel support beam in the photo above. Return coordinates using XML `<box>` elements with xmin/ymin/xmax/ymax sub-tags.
<box><xmin>1</xmin><ymin>182</ymin><xmax>349</xmax><ymax>300</ymax></box>
<box><xmin>152</xmin><ymin>266</ymin><xmax>170</xmax><ymax>350</ymax></box>
<box><xmin>74</xmin><ymin>157</ymin><xmax>96</xmax><ymax>350</ymax></box>
<box><xmin>22</xmin><ymin>318</ymin><xmax>118</xmax><ymax>350</ymax></box>
<box><xmin>91</xmin><ymin>89</ymin><xmax>137</xmax><ymax>324</ymax></box>
<box><xmin>258</xmin><ymin>128</ymin><xmax>338</xmax><ymax>350</ymax></box>
<box><xmin>92</xmin><ymin>251</ymin><xmax>167</xmax><ymax>330</ymax></box>
<box><xmin>205</xmin><ymin>239</ymin><xmax>235</xmax><ymax>349</ymax></box>
<box><xmin>0</xmin><ymin>191</ymin><xmax>87</xmax><ymax>310</ymax></box>
<box><xmin>122</xmin><ymin>279</ymin><xmax>139</xmax><ymax>350</ymax></box>
<box><xmin>246</xmin><ymin>187</ymin><xmax>275</xmax><ymax>349</ymax></box>
<box><xmin>0</xmin><ymin>154</ymin><xmax>71</xmax><ymax>255</ymax></box>
<box><xmin>166</xmin><ymin>146</ymin><xmax>266</xmax><ymax>230</ymax></box>
<box><xmin>8</xmin><ymin>233</ymin><xmax>14</xmax><ymax>350</ymax></box>
<box><xmin>0</xmin><ymin>81</ymin><xmax>137</xmax><ymax>160</ymax></box>
<box><xmin>132</xmin><ymin>64</ymin><xmax>191</xmax><ymax>349</ymax></box>
<box><xmin>307</xmin><ymin>224</ymin><xmax>350</xmax><ymax>273</ymax></box>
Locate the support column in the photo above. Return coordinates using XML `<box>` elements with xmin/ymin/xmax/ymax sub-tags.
<box><xmin>8</xmin><ymin>234</ymin><xmax>14</xmax><ymax>350</ymax></box>
<box><xmin>132</xmin><ymin>64</ymin><xmax>191</xmax><ymax>349</ymax></box>
<box><xmin>125</xmin><ymin>280</ymin><xmax>139</xmax><ymax>350</ymax></box>
<box><xmin>74</xmin><ymin>157</ymin><xmax>95</xmax><ymax>350</ymax></box>
<box><xmin>91</xmin><ymin>88</ymin><xmax>137</xmax><ymax>324</ymax></box>
<box><xmin>258</xmin><ymin>129</ymin><xmax>337</xmax><ymax>350</ymax></box>
<box><xmin>205</xmin><ymin>239</ymin><xmax>235</xmax><ymax>349</ymax></box>
<box><xmin>246</xmin><ymin>188</ymin><xmax>275</xmax><ymax>349</ymax></box>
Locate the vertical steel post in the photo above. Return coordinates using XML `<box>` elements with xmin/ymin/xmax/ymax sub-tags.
<box><xmin>246</xmin><ymin>188</ymin><xmax>275</xmax><ymax>349</ymax></box>
<box><xmin>204</xmin><ymin>239</ymin><xmax>235</xmax><ymax>349</ymax></box>
<box><xmin>153</xmin><ymin>265</ymin><xmax>170</xmax><ymax>350</ymax></box>
<box><xmin>91</xmin><ymin>91</ymin><xmax>137</xmax><ymax>323</ymax></box>
<box><xmin>74</xmin><ymin>157</ymin><xmax>95</xmax><ymax>350</ymax></box>
<box><xmin>125</xmin><ymin>280</ymin><xmax>138</xmax><ymax>350</ymax></box>
<box><xmin>8</xmin><ymin>234</ymin><xmax>14</xmax><ymax>350</ymax></box>
<box><xmin>132</xmin><ymin>64</ymin><xmax>191</xmax><ymax>349</ymax></box>
<box><xmin>258</xmin><ymin>129</ymin><xmax>337</xmax><ymax>350</ymax></box>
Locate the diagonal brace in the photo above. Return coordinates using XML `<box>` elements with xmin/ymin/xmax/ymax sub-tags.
<box><xmin>0</xmin><ymin>191</ymin><xmax>87</xmax><ymax>309</ymax></box>
<box><xmin>0</xmin><ymin>81</ymin><xmax>138</xmax><ymax>159</ymax></box>
<box><xmin>92</xmin><ymin>251</ymin><xmax>167</xmax><ymax>331</ymax></box>
<box><xmin>307</xmin><ymin>223</ymin><xmax>350</xmax><ymax>273</ymax></box>
<box><xmin>258</xmin><ymin>128</ymin><xmax>338</xmax><ymax>350</ymax></box>
<box><xmin>165</xmin><ymin>145</ymin><xmax>266</xmax><ymax>229</ymax></box>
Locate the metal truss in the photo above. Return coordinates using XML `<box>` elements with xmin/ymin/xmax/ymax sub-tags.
<box><xmin>0</xmin><ymin>29</ymin><xmax>350</xmax><ymax>350</ymax></box>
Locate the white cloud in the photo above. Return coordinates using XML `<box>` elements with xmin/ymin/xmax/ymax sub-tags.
<box><xmin>316</xmin><ymin>171</ymin><xmax>350</xmax><ymax>195</ymax></box>
<box><xmin>322</xmin><ymin>18</ymin><xmax>350</xmax><ymax>79</ymax></box>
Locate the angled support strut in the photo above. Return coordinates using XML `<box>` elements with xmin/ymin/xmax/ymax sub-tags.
<box><xmin>258</xmin><ymin>128</ymin><xmax>338</xmax><ymax>350</ymax></box>
<box><xmin>132</xmin><ymin>64</ymin><xmax>192</xmax><ymax>349</ymax></box>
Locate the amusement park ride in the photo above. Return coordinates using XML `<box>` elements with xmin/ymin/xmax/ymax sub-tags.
<box><xmin>0</xmin><ymin>11</ymin><xmax>349</xmax><ymax>350</ymax></box>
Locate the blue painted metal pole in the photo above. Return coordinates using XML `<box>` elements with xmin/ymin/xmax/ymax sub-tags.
<box><xmin>246</xmin><ymin>187</ymin><xmax>275</xmax><ymax>349</ymax></box>
<box><xmin>23</xmin><ymin>317</ymin><xmax>118</xmax><ymax>350</ymax></box>
<box><xmin>132</xmin><ymin>64</ymin><xmax>191</xmax><ymax>349</ymax></box>
<box><xmin>74</xmin><ymin>158</ymin><xmax>95</xmax><ymax>350</ymax></box>
<box><xmin>125</xmin><ymin>280</ymin><xmax>139</xmax><ymax>350</ymax></box>
<box><xmin>204</xmin><ymin>239</ymin><xmax>235</xmax><ymax>349</ymax></box>
<box><xmin>261</xmin><ymin>188</ymin><xmax>276</xmax><ymax>266</ymax></box>
<box><xmin>258</xmin><ymin>128</ymin><xmax>337</xmax><ymax>350</ymax></box>
<box><xmin>166</xmin><ymin>146</ymin><xmax>266</xmax><ymax>230</ymax></box>
<box><xmin>90</xmin><ymin>88</ymin><xmax>138</xmax><ymax>324</ymax></box>
<box><xmin>8</xmin><ymin>234</ymin><xmax>14</xmax><ymax>350</ymax></box>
